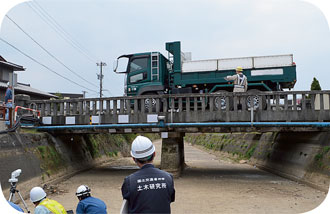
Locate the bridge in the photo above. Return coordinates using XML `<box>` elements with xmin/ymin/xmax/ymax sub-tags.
<box><xmin>14</xmin><ymin>90</ymin><xmax>330</xmax><ymax>173</ymax></box>
<box><xmin>25</xmin><ymin>90</ymin><xmax>330</xmax><ymax>134</ymax></box>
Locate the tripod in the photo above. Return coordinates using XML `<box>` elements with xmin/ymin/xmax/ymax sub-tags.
<box><xmin>8</xmin><ymin>182</ymin><xmax>30</xmax><ymax>213</ymax></box>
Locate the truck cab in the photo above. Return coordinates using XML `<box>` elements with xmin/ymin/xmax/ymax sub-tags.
<box><xmin>114</xmin><ymin>52</ymin><xmax>170</xmax><ymax>96</ymax></box>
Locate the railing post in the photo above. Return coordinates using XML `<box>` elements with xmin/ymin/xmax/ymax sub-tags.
<box><xmin>301</xmin><ymin>94</ymin><xmax>306</xmax><ymax>110</ymax></box>
<box><xmin>78</xmin><ymin>101</ymin><xmax>83</xmax><ymax>115</ymax></box>
<box><xmin>72</xmin><ymin>102</ymin><xmax>78</xmax><ymax>115</ymax></box>
<box><xmin>186</xmin><ymin>97</ymin><xmax>190</xmax><ymax>113</ymax></box>
<box><xmin>134</xmin><ymin>99</ymin><xmax>138</xmax><ymax>113</ymax></box>
<box><xmin>242</xmin><ymin>95</ymin><xmax>247</xmax><ymax>111</ymax></box>
<box><xmin>266</xmin><ymin>95</ymin><xmax>271</xmax><ymax>111</ymax></box>
<box><xmin>141</xmin><ymin>98</ymin><xmax>145</xmax><ymax>113</ymax></box>
<box><xmin>92</xmin><ymin>101</ymin><xmax>97</xmax><ymax>115</ymax></box>
<box><xmin>52</xmin><ymin>102</ymin><xmax>58</xmax><ymax>116</ymax></box>
<box><xmin>293</xmin><ymin>94</ymin><xmax>297</xmax><ymax>110</ymax></box>
<box><xmin>233</xmin><ymin>95</ymin><xmax>238</xmax><ymax>111</ymax></box>
<box><xmin>100</xmin><ymin>99</ymin><xmax>104</xmax><ymax>114</ymax></box>
<box><xmin>46</xmin><ymin>103</ymin><xmax>51</xmax><ymax>116</ymax></box>
<box><xmin>41</xmin><ymin>103</ymin><xmax>45</xmax><ymax>116</ymax></box>
<box><xmin>310</xmin><ymin>94</ymin><xmax>315</xmax><ymax>111</ymax></box>
<box><xmin>59</xmin><ymin>102</ymin><xmax>64</xmax><ymax>115</ymax></box>
<box><xmin>127</xmin><ymin>99</ymin><xmax>132</xmax><ymax>114</ymax></box>
<box><xmin>284</xmin><ymin>94</ymin><xmax>288</xmax><ymax>110</ymax></box>
<box><xmin>209</xmin><ymin>96</ymin><xmax>214</xmax><ymax>112</ymax></box>
<box><xmin>179</xmin><ymin>98</ymin><xmax>183</xmax><ymax>112</ymax></box>
<box><xmin>163</xmin><ymin>97</ymin><xmax>168</xmax><ymax>113</ymax></box>
<box><xmin>156</xmin><ymin>98</ymin><xmax>160</xmax><ymax>113</ymax></box>
<box><xmin>201</xmin><ymin>96</ymin><xmax>205</xmax><ymax>112</ymax></box>
<box><xmin>276</xmin><ymin>94</ymin><xmax>280</xmax><ymax>111</ymax></box>
<box><xmin>113</xmin><ymin>100</ymin><xmax>118</xmax><ymax>116</ymax></box>
<box><xmin>120</xmin><ymin>99</ymin><xmax>124</xmax><ymax>113</ymax></box>
<box><xmin>106</xmin><ymin>100</ymin><xmax>110</xmax><ymax>114</ymax></box>
<box><xmin>85</xmin><ymin>101</ymin><xmax>90</xmax><ymax>115</ymax></box>
<box><xmin>320</xmin><ymin>93</ymin><xmax>324</xmax><ymax>110</ymax></box>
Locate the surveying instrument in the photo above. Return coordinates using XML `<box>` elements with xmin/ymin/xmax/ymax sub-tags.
<box><xmin>8</xmin><ymin>169</ymin><xmax>30</xmax><ymax>213</ymax></box>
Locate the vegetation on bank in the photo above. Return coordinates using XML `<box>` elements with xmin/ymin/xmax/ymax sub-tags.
<box><xmin>185</xmin><ymin>133</ymin><xmax>261</xmax><ymax>162</ymax></box>
<box><xmin>35</xmin><ymin>144</ymin><xmax>66</xmax><ymax>180</ymax></box>
<box><xmin>314</xmin><ymin>146</ymin><xmax>330</xmax><ymax>169</ymax></box>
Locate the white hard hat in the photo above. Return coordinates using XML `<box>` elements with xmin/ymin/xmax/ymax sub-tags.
<box><xmin>7</xmin><ymin>82</ymin><xmax>10</xmax><ymax>86</ymax></box>
<box><xmin>131</xmin><ymin>136</ymin><xmax>155</xmax><ymax>159</ymax></box>
<box><xmin>76</xmin><ymin>185</ymin><xmax>91</xmax><ymax>197</ymax></box>
<box><xmin>30</xmin><ymin>187</ymin><xmax>46</xmax><ymax>202</ymax></box>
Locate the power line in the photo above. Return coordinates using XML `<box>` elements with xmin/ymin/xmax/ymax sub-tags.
<box><xmin>26</xmin><ymin>1</ymin><xmax>98</xmax><ymax>63</ymax></box>
<box><xmin>33</xmin><ymin>0</ymin><xmax>98</xmax><ymax>61</ymax></box>
<box><xmin>0</xmin><ymin>37</ymin><xmax>98</xmax><ymax>93</ymax></box>
<box><xmin>6</xmin><ymin>15</ymin><xmax>99</xmax><ymax>88</ymax></box>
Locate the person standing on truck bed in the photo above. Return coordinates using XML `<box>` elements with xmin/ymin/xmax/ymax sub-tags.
<box><xmin>225</xmin><ymin>66</ymin><xmax>248</xmax><ymax>92</ymax></box>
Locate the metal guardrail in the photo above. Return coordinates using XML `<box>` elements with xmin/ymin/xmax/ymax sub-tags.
<box><xmin>27</xmin><ymin>90</ymin><xmax>330</xmax><ymax>126</ymax></box>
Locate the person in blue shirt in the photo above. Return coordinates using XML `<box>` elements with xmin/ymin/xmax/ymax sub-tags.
<box><xmin>76</xmin><ymin>185</ymin><xmax>107</xmax><ymax>214</ymax></box>
<box><xmin>8</xmin><ymin>201</ymin><xmax>24</xmax><ymax>212</ymax></box>
<box><xmin>5</xmin><ymin>82</ymin><xmax>13</xmax><ymax>121</ymax></box>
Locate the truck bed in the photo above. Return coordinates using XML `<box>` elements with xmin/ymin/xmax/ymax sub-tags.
<box><xmin>182</xmin><ymin>54</ymin><xmax>294</xmax><ymax>73</ymax></box>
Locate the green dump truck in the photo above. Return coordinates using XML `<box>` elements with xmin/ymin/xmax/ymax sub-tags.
<box><xmin>113</xmin><ymin>41</ymin><xmax>296</xmax><ymax>109</ymax></box>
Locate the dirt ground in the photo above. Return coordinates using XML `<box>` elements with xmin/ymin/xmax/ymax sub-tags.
<box><xmin>23</xmin><ymin>140</ymin><xmax>327</xmax><ymax>214</ymax></box>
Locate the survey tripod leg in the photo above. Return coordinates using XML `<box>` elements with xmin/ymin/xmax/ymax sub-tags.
<box><xmin>8</xmin><ymin>183</ymin><xmax>30</xmax><ymax>213</ymax></box>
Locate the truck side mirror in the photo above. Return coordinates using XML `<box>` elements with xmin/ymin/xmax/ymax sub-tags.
<box><xmin>113</xmin><ymin>59</ymin><xmax>118</xmax><ymax>73</ymax></box>
<box><xmin>113</xmin><ymin>57</ymin><xmax>129</xmax><ymax>73</ymax></box>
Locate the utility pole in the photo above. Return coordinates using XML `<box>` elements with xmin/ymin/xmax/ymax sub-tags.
<box><xmin>82</xmin><ymin>90</ymin><xmax>87</xmax><ymax>99</ymax></box>
<box><xmin>97</xmin><ymin>62</ymin><xmax>107</xmax><ymax>98</ymax></box>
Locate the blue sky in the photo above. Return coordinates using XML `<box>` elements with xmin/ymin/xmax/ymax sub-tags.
<box><xmin>0</xmin><ymin>0</ymin><xmax>329</xmax><ymax>97</ymax></box>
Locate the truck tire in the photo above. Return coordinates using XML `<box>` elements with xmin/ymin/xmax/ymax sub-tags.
<box><xmin>143</xmin><ymin>92</ymin><xmax>159</xmax><ymax>112</ymax></box>
<box><xmin>246</xmin><ymin>89</ymin><xmax>266</xmax><ymax>110</ymax></box>
<box><xmin>213</xmin><ymin>90</ymin><xmax>232</xmax><ymax>110</ymax></box>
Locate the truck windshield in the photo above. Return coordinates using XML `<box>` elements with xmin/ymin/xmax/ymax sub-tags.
<box><xmin>130</xmin><ymin>58</ymin><xmax>148</xmax><ymax>73</ymax></box>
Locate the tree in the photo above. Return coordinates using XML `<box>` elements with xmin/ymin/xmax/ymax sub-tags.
<box><xmin>311</xmin><ymin>77</ymin><xmax>321</xmax><ymax>91</ymax></box>
<box><xmin>54</xmin><ymin>92</ymin><xmax>64</xmax><ymax>99</ymax></box>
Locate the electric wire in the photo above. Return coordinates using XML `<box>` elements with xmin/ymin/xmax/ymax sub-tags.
<box><xmin>0</xmin><ymin>37</ymin><xmax>98</xmax><ymax>93</ymax></box>
<box><xmin>27</xmin><ymin>1</ymin><xmax>98</xmax><ymax>63</ymax></box>
<box><xmin>33</xmin><ymin>0</ymin><xmax>98</xmax><ymax>61</ymax></box>
<box><xmin>6</xmin><ymin>15</ymin><xmax>99</xmax><ymax>88</ymax></box>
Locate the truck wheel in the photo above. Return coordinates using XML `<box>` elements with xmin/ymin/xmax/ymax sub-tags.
<box><xmin>143</xmin><ymin>93</ymin><xmax>158</xmax><ymax>112</ymax></box>
<box><xmin>213</xmin><ymin>90</ymin><xmax>230</xmax><ymax>110</ymax></box>
<box><xmin>246</xmin><ymin>89</ymin><xmax>266</xmax><ymax>109</ymax></box>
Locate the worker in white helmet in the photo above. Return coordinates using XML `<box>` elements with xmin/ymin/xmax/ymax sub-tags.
<box><xmin>30</xmin><ymin>186</ymin><xmax>67</xmax><ymax>214</ymax></box>
<box><xmin>225</xmin><ymin>66</ymin><xmax>248</xmax><ymax>92</ymax></box>
<box><xmin>121</xmin><ymin>136</ymin><xmax>175</xmax><ymax>214</ymax></box>
<box><xmin>75</xmin><ymin>185</ymin><xmax>107</xmax><ymax>214</ymax></box>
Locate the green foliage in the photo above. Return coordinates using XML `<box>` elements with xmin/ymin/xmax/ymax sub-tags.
<box><xmin>245</xmin><ymin>145</ymin><xmax>257</xmax><ymax>159</ymax></box>
<box><xmin>323</xmin><ymin>146</ymin><xmax>330</xmax><ymax>154</ymax></box>
<box><xmin>310</xmin><ymin>77</ymin><xmax>321</xmax><ymax>91</ymax></box>
<box><xmin>314</xmin><ymin>145</ymin><xmax>330</xmax><ymax>169</ymax></box>
<box><xmin>87</xmin><ymin>135</ymin><xmax>101</xmax><ymax>158</ymax></box>
<box><xmin>36</xmin><ymin>145</ymin><xmax>65</xmax><ymax>176</ymax></box>
<box><xmin>54</xmin><ymin>92</ymin><xmax>64</xmax><ymax>99</ymax></box>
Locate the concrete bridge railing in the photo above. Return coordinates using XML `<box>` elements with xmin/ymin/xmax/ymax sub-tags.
<box><xmin>26</xmin><ymin>90</ymin><xmax>330</xmax><ymax>126</ymax></box>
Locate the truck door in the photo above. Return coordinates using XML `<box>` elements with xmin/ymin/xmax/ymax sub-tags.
<box><xmin>127</xmin><ymin>56</ymin><xmax>150</xmax><ymax>95</ymax></box>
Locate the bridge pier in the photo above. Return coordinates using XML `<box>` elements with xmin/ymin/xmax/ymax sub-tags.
<box><xmin>161</xmin><ymin>132</ymin><xmax>185</xmax><ymax>175</ymax></box>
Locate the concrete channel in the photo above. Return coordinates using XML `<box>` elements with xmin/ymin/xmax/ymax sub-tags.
<box><xmin>3</xmin><ymin>139</ymin><xmax>326</xmax><ymax>214</ymax></box>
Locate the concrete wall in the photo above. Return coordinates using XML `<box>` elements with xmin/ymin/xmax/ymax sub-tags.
<box><xmin>0</xmin><ymin>130</ymin><xmax>134</xmax><ymax>199</ymax></box>
<box><xmin>185</xmin><ymin>132</ymin><xmax>330</xmax><ymax>191</ymax></box>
